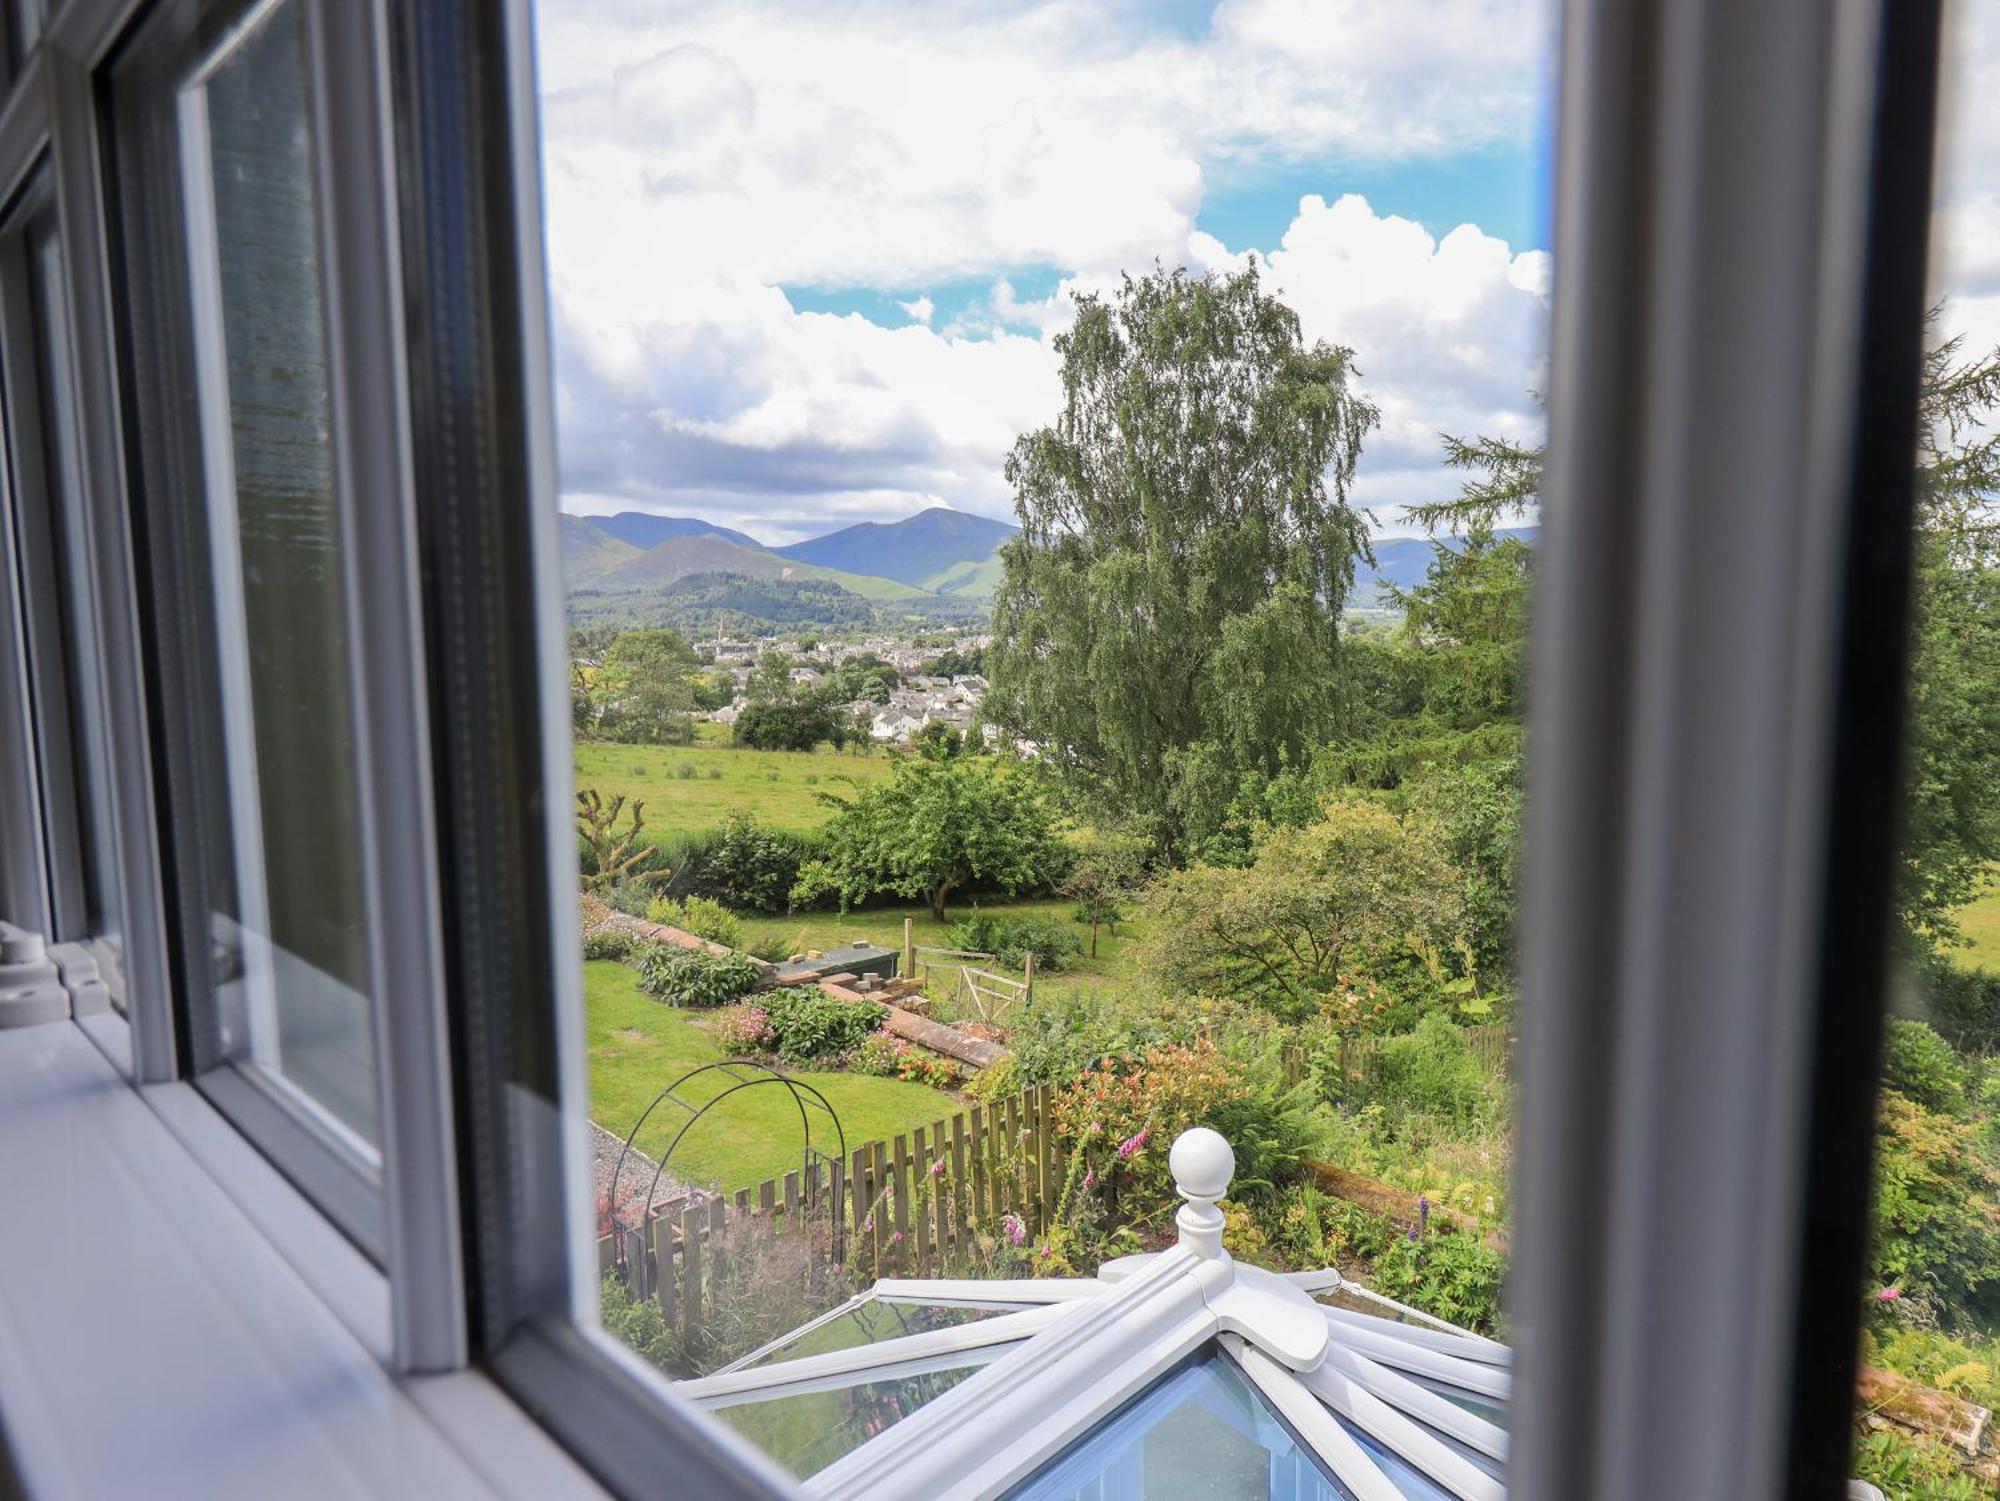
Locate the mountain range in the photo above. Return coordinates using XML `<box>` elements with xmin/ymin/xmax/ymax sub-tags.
<box><xmin>561</xmin><ymin>505</ymin><xmax>1018</xmax><ymax>603</ymax></box>
<box><xmin>561</xmin><ymin>502</ymin><xmax>1533</xmax><ymax>624</ymax></box>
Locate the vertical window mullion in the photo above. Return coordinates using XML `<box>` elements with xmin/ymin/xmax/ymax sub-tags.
<box><xmin>302</xmin><ymin>0</ymin><xmax>464</xmax><ymax>1373</ymax></box>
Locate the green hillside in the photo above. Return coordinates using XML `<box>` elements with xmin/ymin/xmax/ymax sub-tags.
<box><xmin>593</xmin><ymin>534</ymin><xmax>929</xmax><ymax>601</ymax></box>
<box><xmin>922</xmin><ymin>553</ymin><xmax>1004</xmax><ymax>596</ymax></box>
<box><xmin>559</xmin><ymin>513</ymin><xmax>642</xmax><ymax>585</ymax></box>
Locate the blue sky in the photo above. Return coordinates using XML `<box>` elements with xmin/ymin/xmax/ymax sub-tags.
<box><xmin>536</xmin><ymin>0</ymin><xmax>1563</xmax><ymax>542</ymax></box>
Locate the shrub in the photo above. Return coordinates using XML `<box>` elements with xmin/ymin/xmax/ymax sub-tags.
<box><xmin>578</xmin><ymin>891</ymin><xmax>637</xmax><ymax>960</ymax></box>
<box><xmin>629</xmin><ymin>763</ymin><xmax>649</xmax><ymax>776</ymax></box>
<box><xmin>582</xmin><ymin>925</ymin><xmax>637</xmax><ymax>961</ymax></box>
<box><xmin>668</xmin><ymin>812</ymin><xmax>817</xmax><ymax>913</ymax></box>
<box><xmin>947</xmin><ymin>912</ymin><xmax>1083</xmax><ymax>972</ymax></box>
<box><xmin>851</xmin><ymin>1033</ymin><xmax>959</xmax><ymax>1088</ymax></box>
<box><xmin>602</xmin><ymin>878</ymin><xmax>660</xmax><ymax>918</ymax></box>
<box><xmin>1882</xmin><ymin>1018</ymin><xmax>1969</xmax><ymax>1115</ymax></box>
<box><xmin>705</xmin><ymin>767</ymin><xmax>724</xmax><ymax>780</ymax></box>
<box><xmin>762</xmin><ymin>988</ymin><xmax>887</xmax><ymax>1062</ymax></box>
<box><xmin>1364</xmin><ymin>1015</ymin><xmax>1503</xmax><ymax>1135</ymax></box>
<box><xmin>1851</xmin><ymin>1427</ymin><xmax>1986</xmax><ymax>1501</ymax></box>
<box><xmin>712</xmin><ymin>1003</ymin><xmax>776</xmax><ymax>1053</ymax></box>
<box><xmin>1869</xmin><ymin>1087</ymin><xmax>2000</xmax><ymax>1323</ymax></box>
<box><xmin>1050</xmin><ymin>1036</ymin><xmax>1328</xmax><ymax>1226</ymax></box>
<box><xmin>1005</xmin><ymin>986</ymin><xmax>1226</xmax><ymax>1089</ymax></box>
<box><xmin>1363</xmin><ymin>1225</ymin><xmax>1507</xmax><ymax>1335</ymax></box>
<box><xmin>674</xmin><ymin>760</ymin><xmax>699</xmax><ymax>779</ymax></box>
<box><xmin>645</xmin><ymin>895</ymin><xmax>744</xmax><ymax>949</ymax></box>
<box><xmin>600</xmin><ymin>1272</ymin><xmax>683</xmax><ymax>1371</ymax></box>
<box><xmin>636</xmin><ymin>945</ymin><xmax>764</xmax><ymax>1007</ymax></box>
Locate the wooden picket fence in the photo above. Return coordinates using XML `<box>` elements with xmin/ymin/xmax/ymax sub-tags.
<box><xmin>599</xmin><ymin>1082</ymin><xmax>1063</xmax><ymax>1346</ymax></box>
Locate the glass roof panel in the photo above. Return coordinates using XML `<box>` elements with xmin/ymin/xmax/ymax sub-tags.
<box><xmin>1003</xmin><ymin>1346</ymin><xmax>1353</xmax><ymax>1501</ymax></box>
<box><xmin>715</xmin><ymin>1361</ymin><xmax>989</xmax><ymax>1478</ymax></box>
<box><xmin>1334</xmin><ymin>1418</ymin><xmax>1457</xmax><ymax>1501</ymax></box>
<box><xmin>1407</xmin><ymin>1373</ymin><xmax>1509</xmax><ymax>1428</ymax></box>
<box><xmin>737</xmin><ymin>1295</ymin><xmax>1015</xmax><ymax>1371</ymax></box>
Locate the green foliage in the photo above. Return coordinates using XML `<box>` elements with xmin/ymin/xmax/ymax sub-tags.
<box><xmin>790</xmin><ymin>751</ymin><xmax>1059</xmax><ymax>921</ymax></box>
<box><xmin>1142</xmin><ymin>798</ymin><xmax>1465</xmax><ymax>1019</ymax></box>
<box><xmin>593</xmin><ymin>628</ymin><xmax>702</xmax><ymax>744</ymax></box>
<box><xmin>1900</xmin><ymin>332</ymin><xmax>2000</xmax><ymax>950</ymax></box>
<box><xmin>1882</xmin><ymin>1019</ymin><xmax>1970</xmax><ymax>1116</ymax></box>
<box><xmin>1001</xmin><ymin>985</ymin><xmax>1223</xmax><ymax>1090</ymax></box>
<box><xmin>760</xmin><ymin>988</ymin><xmax>887</xmax><ymax>1063</ymax></box>
<box><xmin>1362</xmin><ymin>1016</ymin><xmax>1507</xmax><ymax>1136</ymax></box>
<box><xmin>1866</xmin><ymin>1324</ymin><xmax>2000</xmax><ymax>1411</ymax></box>
<box><xmin>1850</xmin><ymin>1428</ymin><xmax>1985</xmax><ymax>1501</ymax></box>
<box><xmin>851</xmin><ymin>1033</ymin><xmax>960</xmax><ymax>1088</ymax></box>
<box><xmin>582</xmin><ymin>926</ymin><xmax>636</xmax><ymax>961</ymax></box>
<box><xmin>1361</xmin><ymin>1226</ymin><xmax>1507</xmax><ymax>1336</ymax></box>
<box><xmin>635</xmin><ymin>945</ymin><xmax>765</xmax><ymax>1008</ymax></box>
<box><xmin>1060</xmin><ymin>829</ymin><xmax>1148</xmax><ymax>957</ymax></box>
<box><xmin>946</xmin><ymin>911</ymin><xmax>1082</xmax><ymax>972</ymax></box>
<box><xmin>599</xmin><ymin>1273</ymin><xmax>684</xmax><ymax>1371</ymax></box>
<box><xmin>660</xmin><ymin>813</ymin><xmax>822</xmax><ymax>914</ymax></box>
<box><xmin>711</xmin><ymin>1003</ymin><xmax>775</xmax><ymax>1053</ymax></box>
<box><xmin>734</xmin><ymin>698</ymin><xmax>841</xmax><ymax>752</ymax></box>
<box><xmin>1868</xmin><ymin>1087</ymin><xmax>2000</xmax><ymax>1323</ymax></box>
<box><xmin>645</xmin><ymin>895</ymin><xmax>744</xmax><ymax>949</ymax></box>
<box><xmin>1050</xmin><ymin>1036</ymin><xmax>1330</xmax><ymax>1226</ymax></box>
<box><xmin>986</xmin><ymin>261</ymin><xmax>1376</xmax><ymax>860</ymax></box>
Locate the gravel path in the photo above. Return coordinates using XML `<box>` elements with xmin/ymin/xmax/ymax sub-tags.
<box><xmin>590</xmin><ymin>1119</ymin><xmax>705</xmax><ymax>1225</ymax></box>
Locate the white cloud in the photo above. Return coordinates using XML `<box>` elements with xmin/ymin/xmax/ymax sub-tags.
<box><xmin>533</xmin><ymin>0</ymin><xmax>1556</xmax><ymax>538</ymax></box>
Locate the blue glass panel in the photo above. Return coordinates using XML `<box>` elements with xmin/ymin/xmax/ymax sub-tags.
<box><xmin>1005</xmin><ymin>1347</ymin><xmax>1352</xmax><ymax>1501</ymax></box>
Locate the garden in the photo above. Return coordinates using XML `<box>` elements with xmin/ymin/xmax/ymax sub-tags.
<box><xmin>575</xmin><ymin>272</ymin><xmax>2000</xmax><ymax>1495</ymax></box>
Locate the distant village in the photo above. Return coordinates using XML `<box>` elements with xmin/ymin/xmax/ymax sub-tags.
<box><xmin>703</xmin><ymin>632</ymin><xmax>1005</xmax><ymax>748</ymax></box>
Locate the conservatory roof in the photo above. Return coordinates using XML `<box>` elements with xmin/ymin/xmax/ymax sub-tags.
<box><xmin>676</xmin><ymin>1128</ymin><xmax>1511</xmax><ymax>1500</ymax></box>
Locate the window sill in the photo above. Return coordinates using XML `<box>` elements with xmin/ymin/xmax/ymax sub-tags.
<box><xmin>0</xmin><ymin>1019</ymin><xmax>605</xmax><ymax>1500</ymax></box>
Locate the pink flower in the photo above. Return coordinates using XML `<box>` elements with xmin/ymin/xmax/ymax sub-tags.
<box><xmin>890</xmin><ymin>1230</ymin><xmax>904</xmax><ymax>1246</ymax></box>
<box><xmin>929</xmin><ymin>1159</ymin><xmax>946</xmax><ymax>1179</ymax></box>
<box><xmin>1002</xmin><ymin>1212</ymin><xmax>1027</xmax><ymax>1246</ymax></box>
<box><xmin>1117</xmin><ymin>1126</ymin><xmax>1150</xmax><ymax>1161</ymax></box>
<box><xmin>1038</xmin><ymin>1244</ymin><xmax>1053</xmax><ymax>1261</ymax></box>
<box><xmin>1082</xmin><ymin>1169</ymin><xmax>1097</xmax><ymax>1191</ymax></box>
<box><xmin>860</xmin><ymin>1215</ymin><xmax>874</xmax><ymax>1233</ymax></box>
<box><xmin>1876</xmin><ymin>1285</ymin><xmax>1903</xmax><ymax>1302</ymax></box>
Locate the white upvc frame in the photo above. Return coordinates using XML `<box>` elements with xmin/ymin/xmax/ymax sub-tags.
<box><xmin>764</xmin><ymin>1136</ymin><xmax>1517</xmax><ymax>1501</ymax></box>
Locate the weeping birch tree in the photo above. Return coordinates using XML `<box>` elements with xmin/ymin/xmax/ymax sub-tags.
<box><xmin>985</xmin><ymin>262</ymin><xmax>1377</xmax><ymax>860</ymax></box>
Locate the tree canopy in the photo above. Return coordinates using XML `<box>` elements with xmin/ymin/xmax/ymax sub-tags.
<box><xmin>790</xmin><ymin>748</ymin><xmax>1059</xmax><ymax>921</ymax></box>
<box><xmin>985</xmin><ymin>261</ymin><xmax>1378</xmax><ymax>861</ymax></box>
<box><xmin>1141</xmin><ymin>798</ymin><xmax>1463</xmax><ymax>1021</ymax></box>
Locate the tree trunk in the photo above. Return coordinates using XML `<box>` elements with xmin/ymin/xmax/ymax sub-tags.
<box><xmin>1089</xmin><ymin>918</ymin><xmax>1100</xmax><ymax>958</ymax></box>
<box><xmin>929</xmin><ymin>881</ymin><xmax>953</xmax><ymax>924</ymax></box>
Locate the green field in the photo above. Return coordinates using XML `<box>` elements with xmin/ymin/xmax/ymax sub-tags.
<box><xmin>585</xmin><ymin>960</ymin><xmax>959</xmax><ymax>1193</ymax></box>
<box><xmin>573</xmin><ymin>739</ymin><xmax>897</xmax><ymax>837</ymax></box>
<box><xmin>1951</xmin><ymin>872</ymin><xmax>2000</xmax><ymax>972</ymax></box>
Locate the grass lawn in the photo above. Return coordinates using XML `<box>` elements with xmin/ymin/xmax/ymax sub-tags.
<box><xmin>730</xmin><ymin>897</ymin><xmax>1152</xmax><ymax>1014</ymax></box>
<box><xmin>1950</xmin><ymin>869</ymin><xmax>2000</xmax><ymax>972</ymax></box>
<box><xmin>573</xmin><ymin>739</ymin><xmax>896</xmax><ymax>838</ymax></box>
<box><xmin>585</xmin><ymin>960</ymin><xmax>960</xmax><ymax>1193</ymax></box>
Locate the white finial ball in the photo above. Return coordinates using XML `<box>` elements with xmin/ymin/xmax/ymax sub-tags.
<box><xmin>1169</xmin><ymin>1127</ymin><xmax>1235</xmax><ymax>1200</ymax></box>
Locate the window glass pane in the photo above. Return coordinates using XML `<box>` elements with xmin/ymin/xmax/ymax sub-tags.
<box><xmin>712</xmin><ymin>1361</ymin><xmax>987</xmax><ymax>1479</ymax></box>
<box><xmin>1855</xmin><ymin>1</ymin><xmax>2000</xmax><ymax>1490</ymax></box>
<box><xmin>1004</xmin><ymin>1349</ymin><xmax>1345</xmax><ymax>1501</ymax></box>
<box><xmin>26</xmin><ymin>219</ymin><xmax>126</xmax><ymax>1000</ymax></box>
<box><xmin>736</xmin><ymin>1296</ymin><xmax>1020</xmax><ymax>1372</ymax></box>
<box><xmin>181</xmin><ymin>0</ymin><xmax>376</xmax><ymax>1146</ymax></box>
<box><xmin>536</xmin><ymin>0</ymin><xmax>1553</xmax><ymax>1480</ymax></box>
<box><xmin>107</xmin><ymin>0</ymin><xmax>378</xmax><ymax>1156</ymax></box>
